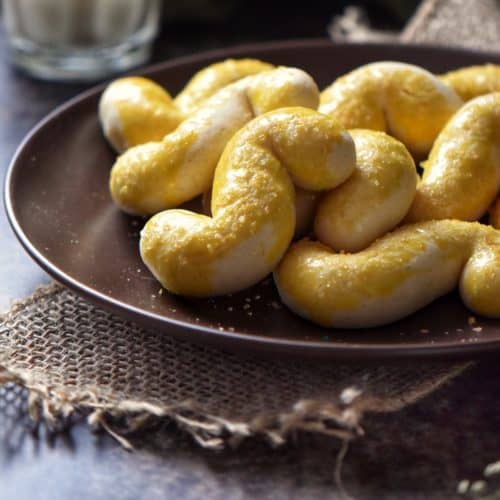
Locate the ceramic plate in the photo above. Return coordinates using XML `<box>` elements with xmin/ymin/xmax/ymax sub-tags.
<box><xmin>6</xmin><ymin>40</ymin><xmax>500</xmax><ymax>360</ymax></box>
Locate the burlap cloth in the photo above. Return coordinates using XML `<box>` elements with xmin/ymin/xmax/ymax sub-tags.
<box><xmin>0</xmin><ymin>0</ymin><xmax>497</xmax><ymax>451</ymax></box>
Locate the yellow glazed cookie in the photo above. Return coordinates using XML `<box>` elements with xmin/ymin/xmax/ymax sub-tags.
<box><xmin>274</xmin><ymin>220</ymin><xmax>500</xmax><ymax>328</ymax></box>
<box><xmin>406</xmin><ymin>93</ymin><xmax>500</xmax><ymax>223</ymax></box>
<box><xmin>140</xmin><ymin>107</ymin><xmax>356</xmax><ymax>297</ymax></box>
<box><xmin>203</xmin><ymin>176</ymin><xmax>322</xmax><ymax>240</ymax></box>
<box><xmin>250</xmin><ymin>130</ymin><xmax>417</xmax><ymax>244</ymax></box>
<box><xmin>440</xmin><ymin>64</ymin><xmax>500</xmax><ymax>101</ymax></box>
<box><xmin>99</xmin><ymin>77</ymin><xmax>183</xmax><ymax>152</ymax></box>
<box><xmin>315</xmin><ymin>129</ymin><xmax>417</xmax><ymax>252</ymax></box>
<box><xmin>319</xmin><ymin>62</ymin><xmax>462</xmax><ymax>156</ymax></box>
<box><xmin>174</xmin><ymin>58</ymin><xmax>274</xmax><ymax>114</ymax></box>
<box><xmin>110</xmin><ymin>67</ymin><xmax>319</xmax><ymax>215</ymax></box>
<box><xmin>99</xmin><ymin>59</ymin><xmax>273</xmax><ymax>152</ymax></box>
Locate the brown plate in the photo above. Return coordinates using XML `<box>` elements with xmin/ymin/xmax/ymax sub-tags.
<box><xmin>5</xmin><ymin>39</ymin><xmax>500</xmax><ymax>360</ymax></box>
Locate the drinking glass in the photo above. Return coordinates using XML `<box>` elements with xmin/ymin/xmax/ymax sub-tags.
<box><xmin>2</xmin><ymin>0</ymin><xmax>161</xmax><ymax>81</ymax></box>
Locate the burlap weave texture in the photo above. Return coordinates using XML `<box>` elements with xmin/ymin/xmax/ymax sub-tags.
<box><xmin>0</xmin><ymin>284</ymin><xmax>469</xmax><ymax>449</ymax></box>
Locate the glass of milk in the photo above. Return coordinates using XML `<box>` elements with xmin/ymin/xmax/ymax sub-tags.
<box><xmin>2</xmin><ymin>0</ymin><xmax>161</xmax><ymax>81</ymax></box>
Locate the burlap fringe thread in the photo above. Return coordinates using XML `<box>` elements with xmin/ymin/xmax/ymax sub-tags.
<box><xmin>0</xmin><ymin>356</ymin><xmax>366</xmax><ymax>450</ymax></box>
<box><xmin>0</xmin><ymin>357</ymin><xmax>470</xmax><ymax>451</ymax></box>
<box><xmin>0</xmin><ymin>285</ymin><xmax>352</xmax><ymax>450</ymax></box>
<box><xmin>0</xmin><ymin>284</ymin><xmax>471</xmax><ymax>451</ymax></box>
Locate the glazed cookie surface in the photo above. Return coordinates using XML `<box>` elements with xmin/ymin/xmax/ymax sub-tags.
<box><xmin>110</xmin><ymin>67</ymin><xmax>319</xmax><ymax>215</ymax></box>
<box><xmin>140</xmin><ymin>107</ymin><xmax>355</xmax><ymax>297</ymax></box>
<box><xmin>275</xmin><ymin>220</ymin><xmax>500</xmax><ymax>328</ymax></box>
<box><xmin>406</xmin><ymin>93</ymin><xmax>500</xmax><ymax>223</ymax></box>
<box><xmin>319</xmin><ymin>61</ymin><xmax>462</xmax><ymax>155</ymax></box>
<box><xmin>314</xmin><ymin>129</ymin><xmax>417</xmax><ymax>252</ymax></box>
<box><xmin>440</xmin><ymin>64</ymin><xmax>500</xmax><ymax>101</ymax></box>
<box><xmin>174</xmin><ymin>58</ymin><xmax>274</xmax><ymax>114</ymax></box>
<box><xmin>99</xmin><ymin>58</ymin><xmax>274</xmax><ymax>152</ymax></box>
<box><xmin>99</xmin><ymin>77</ymin><xmax>183</xmax><ymax>152</ymax></box>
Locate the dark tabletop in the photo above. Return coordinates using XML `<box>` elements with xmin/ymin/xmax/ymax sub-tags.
<box><xmin>1</xmin><ymin>6</ymin><xmax>500</xmax><ymax>500</ymax></box>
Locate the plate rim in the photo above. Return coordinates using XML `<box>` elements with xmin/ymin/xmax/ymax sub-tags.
<box><xmin>5</xmin><ymin>38</ymin><xmax>500</xmax><ymax>360</ymax></box>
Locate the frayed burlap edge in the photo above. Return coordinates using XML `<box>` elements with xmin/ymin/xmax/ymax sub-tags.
<box><xmin>0</xmin><ymin>283</ymin><xmax>472</xmax><ymax>451</ymax></box>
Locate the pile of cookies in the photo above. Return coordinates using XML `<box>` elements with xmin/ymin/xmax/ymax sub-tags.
<box><xmin>99</xmin><ymin>59</ymin><xmax>500</xmax><ymax>328</ymax></box>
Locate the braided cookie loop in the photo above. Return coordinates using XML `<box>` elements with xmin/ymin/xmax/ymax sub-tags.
<box><xmin>315</xmin><ymin>129</ymin><xmax>417</xmax><ymax>252</ymax></box>
<box><xmin>438</xmin><ymin>65</ymin><xmax>500</xmax><ymax>228</ymax></box>
<box><xmin>203</xmin><ymin>130</ymin><xmax>417</xmax><ymax>245</ymax></box>
<box><xmin>110</xmin><ymin>67</ymin><xmax>319</xmax><ymax>216</ymax></box>
<box><xmin>99</xmin><ymin>77</ymin><xmax>183</xmax><ymax>153</ymax></box>
<box><xmin>406</xmin><ymin>93</ymin><xmax>500</xmax><ymax>223</ymax></box>
<box><xmin>99</xmin><ymin>59</ymin><xmax>273</xmax><ymax>153</ymax></box>
<box><xmin>319</xmin><ymin>62</ymin><xmax>462</xmax><ymax>156</ymax></box>
<box><xmin>440</xmin><ymin>64</ymin><xmax>500</xmax><ymax>101</ymax></box>
<box><xmin>140</xmin><ymin>107</ymin><xmax>356</xmax><ymax>297</ymax></box>
<box><xmin>275</xmin><ymin>220</ymin><xmax>500</xmax><ymax>328</ymax></box>
<box><xmin>174</xmin><ymin>58</ymin><xmax>274</xmax><ymax>115</ymax></box>
<box><xmin>202</xmin><ymin>180</ymin><xmax>322</xmax><ymax>240</ymax></box>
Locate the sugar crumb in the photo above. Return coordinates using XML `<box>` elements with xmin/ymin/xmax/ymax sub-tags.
<box><xmin>484</xmin><ymin>459</ymin><xmax>500</xmax><ymax>477</ymax></box>
<box><xmin>470</xmin><ymin>480</ymin><xmax>486</xmax><ymax>494</ymax></box>
<box><xmin>457</xmin><ymin>479</ymin><xmax>469</xmax><ymax>494</ymax></box>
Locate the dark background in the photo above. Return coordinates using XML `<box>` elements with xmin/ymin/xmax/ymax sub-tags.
<box><xmin>157</xmin><ymin>0</ymin><xmax>418</xmax><ymax>25</ymax></box>
<box><xmin>155</xmin><ymin>0</ymin><xmax>417</xmax><ymax>53</ymax></box>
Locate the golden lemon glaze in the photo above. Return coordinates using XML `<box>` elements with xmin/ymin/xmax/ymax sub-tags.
<box><xmin>202</xmin><ymin>130</ymin><xmax>417</xmax><ymax>248</ymax></box>
<box><xmin>440</xmin><ymin>64</ymin><xmax>500</xmax><ymax>101</ymax></box>
<box><xmin>319</xmin><ymin>62</ymin><xmax>462</xmax><ymax>156</ymax></box>
<box><xmin>99</xmin><ymin>59</ymin><xmax>273</xmax><ymax>153</ymax></box>
<box><xmin>174</xmin><ymin>58</ymin><xmax>274</xmax><ymax>114</ymax></box>
<box><xmin>99</xmin><ymin>77</ymin><xmax>183</xmax><ymax>152</ymax></box>
<box><xmin>203</xmin><ymin>171</ymin><xmax>327</xmax><ymax>241</ymax></box>
<box><xmin>274</xmin><ymin>220</ymin><xmax>500</xmax><ymax>328</ymax></box>
<box><xmin>110</xmin><ymin>67</ymin><xmax>320</xmax><ymax>215</ymax></box>
<box><xmin>139</xmin><ymin>107</ymin><xmax>356</xmax><ymax>297</ymax></box>
<box><xmin>406</xmin><ymin>93</ymin><xmax>500</xmax><ymax>222</ymax></box>
<box><xmin>439</xmin><ymin>65</ymin><xmax>500</xmax><ymax>228</ymax></box>
<box><xmin>315</xmin><ymin>129</ymin><xmax>417</xmax><ymax>252</ymax></box>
